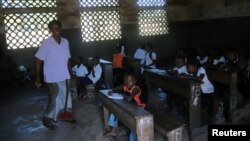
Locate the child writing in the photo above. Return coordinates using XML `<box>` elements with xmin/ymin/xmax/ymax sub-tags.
<box><xmin>105</xmin><ymin>72</ymin><xmax>146</xmax><ymax>141</ymax></box>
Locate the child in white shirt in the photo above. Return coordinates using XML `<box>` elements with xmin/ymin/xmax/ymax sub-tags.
<box><xmin>81</xmin><ymin>56</ymin><xmax>102</xmax><ymax>85</ymax></box>
<box><xmin>144</xmin><ymin>43</ymin><xmax>157</xmax><ymax>69</ymax></box>
<box><xmin>72</xmin><ymin>57</ymin><xmax>88</xmax><ymax>78</ymax></box>
<box><xmin>72</xmin><ymin>57</ymin><xmax>89</xmax><ymax>99</ymax></box>
<box><xmin>133</xmin><ymin>44</ymin><xmax>146</xmax><ymax>65</ymax></box>
<box><xmin>171</xmin><ymin>56</ymin><xmax>187</xmax><ymax>74</ymax></box>
<box><xmin>185</xmin><ymin>58</ymin><xmax>215</xmax><ymax>122</ymax></box>
<box><xmin>196</xmin><ymin>46</ymin><xmax>208</xmax><ymax>66</ymax></box>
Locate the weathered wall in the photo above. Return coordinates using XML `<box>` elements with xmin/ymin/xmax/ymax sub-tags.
<box><xmin>185</xmin><ymin>16</ymin><xmax>250</xmax><ymax>58</ymax></box>
<box><xmin>0</xmin><ymin>0</ymin><xmax>188</xmax><ymax>70</ymax></box>
<box><xmin>170</xmin><ymin>0</ymin><xmax>250</xmax><ymax>21</ymax></box>
<box><xmin>1</xmin><ymin>0</ymin><xmax>250</xmax><ymax>70</ymax></box>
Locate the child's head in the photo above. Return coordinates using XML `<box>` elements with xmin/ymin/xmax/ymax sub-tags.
<box><xmin>140</xmin><ymin>44</ymin><xmax>146</xmax><ymax>50</ymax></box>
<box><xmin>114</xmin><ymin>44</ymin><xmax>122</xmax><ymax>54</ymax></box>
<box><xmin>175</xmin><ymin>56</ymin><xmax>185</xmax><ymax>68</ymax></box>
<box><xmin>186</xmin><ymin>58</ymin><xmax>199</xmax><ymax>75</ymax></box>
<box><xmin>197</xmin><ymin>45</ymin><xmax>206</xmax><ymax>57</ymax></box>
<box><xmin>92</xmin><ymin>56</ymin><xmax>100</xmax><ymax>65</ymax></box>
<box><xmin>124</xmin><ymin>72</ymin><xmax>136</xmax><ymax>89</ymax></box>
<box><xmin>213</xmin><ymin>47</ymin><xmax>223</xmax><ymax>59</ymax></box>
<box><xmin>76</xmin><ymin>57</ymin><xmax>83</xmax><ymax>65</ymax></box>
<box><xmin>226</xmin><ymin>48</ymin><xmax>237</xmax><ymax>62</ymax></box>
<box><xmin>177</xmin><ymin>48</ymin><xmax>187</xmax><ymax>57</ymax></box>
<box><xmin>145</xmin><ymin>43</ymin><xmax>152</xmax><ymax>52</ymax></box>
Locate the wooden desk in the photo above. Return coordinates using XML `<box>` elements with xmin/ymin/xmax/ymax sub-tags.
<box><xmin>206</xmin><ymin>67</ymin><xmax>241</xmax><ymax>118</ymax></box>
<box><xmin>205</xmin><ymin>67</ymin><xmax>241</xmax><ymax>118</ymax></box>
<box><xmin>144</xmin><ymin>69</ymin><xmax>202</xmax><ymax>134</ymax></box>
<box><xmin>99</xmin><ymin>90</ymin><xmax>154</xmax><ymax>141</ymax></box>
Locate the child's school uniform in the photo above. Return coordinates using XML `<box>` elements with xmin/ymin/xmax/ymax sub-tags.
<box><xmin>197</xmin><ymin>56</ymin><xmax>208</xmax><ymax>65</ymax></box>
<box><xmin>173</xmin><ymin>65</ymin><xmax>187</xmax><ymax>74</ymax></box>
<box><xmin>72</xmin><ymin>64</ymin><xmax>88</xmax><ymax>77</ymax></box>
<box><xmin>133</xmin><ymin>48</ymin><xmax>147</xmax><ymax>65</ymax></box>
<box><xmin>81</xmin><ymin>64</ymin><xmax>102</xmax><ymax>85</ymax></box>
<box><xmin>113</xmin><ymin>53</ymin><xmax>124</xmax><ymax>86</ymax></box>
<box><xmin>213</xmin><ymin>56</ymin><xmax>225</xmax><ymax>66</ymax></box>
<box><xmin>185</xmin><ymin>67</ymin><xmax>215</xmax><ymax>122</ymax></box>
<box><xmin>145</xmin><ymin>51</ymin><xmax>157</xmax><ymax>69</ymax></box>
<box><xmin>123</xmin><ymin>85</ymin><xmax>146</xmax><ymax>109</ymax></box>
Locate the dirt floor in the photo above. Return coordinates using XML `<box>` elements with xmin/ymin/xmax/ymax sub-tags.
<box><xmin>0</xmin><ymin>83</ymin><xmax>249</xmax><ymax>141</ymax></box>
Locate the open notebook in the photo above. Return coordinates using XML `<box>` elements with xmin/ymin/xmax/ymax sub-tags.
<box><xmin>99</xmin><ymin>89</ymin><xmax>124</xmax><ymax>100</ymax></box>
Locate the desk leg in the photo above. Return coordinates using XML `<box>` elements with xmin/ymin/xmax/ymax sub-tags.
<box><xmin>189</xmin><ymin>85</ymin><xmax>201</xmax><ymax>132</ymax></box>
<box><xmin>103</xmin><ymin>105</ymin><xmax>110</xmax><ymax>128</ymax></box>
<box><xmin>136</xmin><ymin>116</ymin><xmax>154</xmax><ymax>141</ymax></box>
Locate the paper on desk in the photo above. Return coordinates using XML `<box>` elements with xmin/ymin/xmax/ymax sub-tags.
<box><xmin>149</xmin><ymin>69</ymin><xmax>166</xmax><ymax>74</ymax></box>
<box><xmin>99</xmin><ymin>89</ymin><xmax>124</xmax><ymax>99</ymax></box>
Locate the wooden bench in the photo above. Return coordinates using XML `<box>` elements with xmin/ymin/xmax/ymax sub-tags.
<box><xmin>154</xmin><ymin>112</ymin><xmax>185</xmax><ymax>141</ymax></box>
<box><xmin>144</xmin><ymin>69</ymin><xmax>202</xmax><ymax>141</ymax></box>
<box><xmin>99</xmin><ymin>90</ymin><xmax>154</xmax><ymax>141</ymax></box>
<box><xmin>205</xmin><ymin>67</ymin><xmax>242</xmax><ymax>120</ymax></box>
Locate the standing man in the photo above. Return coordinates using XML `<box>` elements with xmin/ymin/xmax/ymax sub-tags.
<box><xmin>35</xmin><ymin>20</ymin><xmax>72</xmax><ymax>130</ymax></box>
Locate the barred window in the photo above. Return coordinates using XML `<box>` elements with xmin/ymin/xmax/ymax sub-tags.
<box><xmin>2</xmin><ymin>0</ymin><xmax>57</xmax><ymax>49</ymax></box>
<box><xmin>137</xmin><ymin>0</ymin><xmax>166</xmax><ymax>7</ymax></box>
<box><xmin>80</xmin><ymin>11</ymin><xmax>121</xmax><ymax>42</ymax></box>
<box><xmin>79</xmin><ymin>0</ymin><xmax>119</xmax><ymax>7</ymax></box>
<box><xmin>2</xmin><ymin>0</ymin><xmax>56</xmax><ymax>8</ymax></box>
<box><xmin>4</xmin><ymin>13</ymin><xmax>57</xmax><ymax>49</ymax></box>
<box><xmin>138</xmin><ymin>10</ymin><xmax>168</xmax><ymax>36</ymax></box>
<box><xmin>79</xmin><ymin>0</ymin><xmax>121</xmax><ymax>42</ymax></box>
<box><xmin>137</xmin><ymin>0</ymin><xmax>168</xmax><ymax>36</ymax></box>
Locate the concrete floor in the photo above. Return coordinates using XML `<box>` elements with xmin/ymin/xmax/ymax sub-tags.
<box><xmin>0</xmin><ymin>83</ymin><xmax>233</xmax><ymax>141</ymax></box>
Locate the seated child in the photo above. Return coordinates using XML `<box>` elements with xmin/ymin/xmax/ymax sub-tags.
<box><xmin>196</xmin><ymin>46</ymin><xmax>208</xmax><ymax>66</ymax></box>
<box><xmin>105</xmin><ymin>72</ymin><xmax>146</xmax><ymax>141</ymax></box>
<box><xmin>113</xmin><ymin>45</ymin><xmax>124</xmax><ymax>87</ymax></box>
<box><xmin>80</xmin><ymin>56</ymin><xmax>102</xmax><ymax>85</ymax></box>
<box><xmin>77</xmin><ymin>57</ymin><xmax>102</xmax><ymax>99</ymax></box>
<box><xmin>72</xmin><ymin>57</ymin><xmax>89</xmax><ymax>99</ymax></box>
<box><xmin>133</xmin><ymin>44</ymin><xmax>146</xmax><ymax>65</ymax></box>
<box><xmin>182</xmin><ymin>58</ymin><xmax>215</xmax><ymax>122</ymax></box>
<box><xmin>207</xmin><ymin>48</ymin><xmax>225</xmax><ymax>68</ymax></box>
<box><xmin>225</xmin><ymin>48</ymin><xmax>248</xmax><ymax>70</ymax></box>
<box><xmin>143</xmin><ymin>43</ymin><xmax>157</xmax><ymax>69</ymax></box>
<box><xmin>169</xmin><ymin>56</ymin><xmax>187</xmax><ymax>75</ymax></box>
